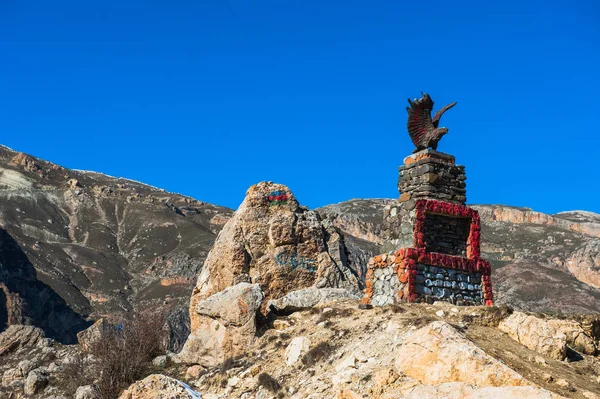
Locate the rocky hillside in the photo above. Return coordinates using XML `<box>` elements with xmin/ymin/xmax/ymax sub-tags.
<box><xmin>2</xmin><ymin>143</ymin><xmax>600</xmax><ymax>341</ymax></box>
<box><xmin>0</xmin><ymin>145</ymin><xmax>232</xmax><ymax>343</ymax></box>
<box><xmin>3</xmin><ymin>300</ymin><xmax>600</xmax><ymax>398</ymax></box>
<box><xmin>318</xmin><ymin>200</ymin><xmax>600</xmax><ymax>314</ymax></box>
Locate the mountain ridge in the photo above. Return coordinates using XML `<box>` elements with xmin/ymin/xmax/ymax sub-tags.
<box><xmin>1</xmin><ymin>144</ymin><xmax>600</xmax><ymax>343</ymax></box>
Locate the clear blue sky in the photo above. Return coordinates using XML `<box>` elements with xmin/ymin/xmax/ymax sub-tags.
<box><xmin>1</xmin><ymin>1</ymin><xmax>599</xmax><ymax>213</ymax></box>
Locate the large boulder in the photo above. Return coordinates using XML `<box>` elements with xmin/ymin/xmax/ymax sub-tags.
<box><xmin>498</xmin><ymin>312</ymin><xmax>567</xmax><ymax>360</ymax></box>
<box><xmin>189</xmin><ymin>182</ymin><xmax>360</xmax><ymax>332</ymax></box>
<box><xmin>119</xmin><ymin>374</ymin><xmax>202</xmax><ymax>399</ymax></box>
<box><xmin>0</xmin><ymin>325</ymin><xmax>45</xmax><ymax>356</ymax></box>
<box><xmin>395</xmin><ymin>321</ymin><xmax>529</xmax><ymax>387</ymax></box>
<box><xmin>176</xmin><ymin>283</ymin><xmax>263</xmax><ymax>366</ymax></box>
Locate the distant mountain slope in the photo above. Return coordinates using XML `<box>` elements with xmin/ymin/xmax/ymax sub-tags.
<box><xmin>318</xmin><ymin>200</ymin><xmax>600</xmax><ymax>314</ymax></box>
<box><xmin>2</xmin><ymin>143</ymin><xmax>600</xmax><ymax>342</ymax></box>
<box><xmin>0</xmin><ymin>145</ymin><xmax>232</xmax><ymax>341</ymax></box>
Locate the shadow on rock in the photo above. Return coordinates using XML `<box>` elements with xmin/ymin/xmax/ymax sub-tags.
<box><xmin>0</xmin><ymin>228</ymin><xmax>91</xmax><ymax>343</ymax></box>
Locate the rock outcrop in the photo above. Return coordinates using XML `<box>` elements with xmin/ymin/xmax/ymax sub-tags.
<box><xmin>177</xmin><ymin>283</ymin><xmax>263</xmax><ymax>366</ymax></box>
<box><xmin>396</xmin><ymin>321</ymin><xmax>529</xmax><ymax>387</ymax></box>
<box><xmin>189</xmin><ymin>182</ymin><xmax>360</xmax><ymax>321</ymax></box>
<box><xmin>180</xmin><ymin>182</ymin><xmax>361</xmax><ymax>366</ymax></box>
<box><xmin>566</xmin><ymin>240</ymin><xmax>600</xmax><ymax>288</ymax></box>
<box><xmin>119</xmin><ymin>374</ymin><xmax>202</xmax><ymax>399</ymax></box>
<box><xmin>76</xmin><ymin>318</ymin><xmax>110</xmax><ymax>351</ymax></box>
<box><xmin>0</xmin><ymin>325</ymin><xmax>45</xmax><ymax>356</ymax></box>
<box><xmin>498</xmin><ymin>312</ymin><xmax>567</xmax><ymax>360</ymax></box>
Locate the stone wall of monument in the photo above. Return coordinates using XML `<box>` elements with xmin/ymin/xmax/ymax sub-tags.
<box><xmin>363</xmin><ymin>147</ymin><xmax>494</xmax><ymax>307</ymax></box>
<box><xmin>362</xmin><ymin>247</ymin><xmax>492</xmax><ymax>307</ymax></box>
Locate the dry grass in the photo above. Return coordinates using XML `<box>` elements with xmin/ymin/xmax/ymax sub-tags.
<box><xmin>85</xmin><ymin>311</ymin><xmax>167</xmax><ymax>399</ymax></box>
<box><xmin>301</xmin><ymin>342</ymin><xmax>335</xmax><ymax>367</ymax></box>
<box><xmin>257</xmin><ymin>372</ymin><xmax>281</xmax><ymax>392</ymax></box>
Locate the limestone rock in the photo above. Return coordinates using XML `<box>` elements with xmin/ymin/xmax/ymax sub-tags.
<box><xmin>2</xmin><ymin>367</ymin><xmax>21</xmax><ymax>388</ymax></box>
<box><xmin>285</xmin><ymin>336</ymin><xmax>310</xmax><ymax>366</ymax></box>
<box><xmin>0</xmin><ymin>325</ymin><xmax>45</xmax><ymax>356</ymax></box>
<box><xmin>24</xmin><ymin>368</ymin><xmax>49</xmax><ymax>395</ymax></box>
<box><xmin>403</xmin><ymin>382</ymin><xmax>563</xmax><ymax>399</ymax></box>
<box><xmin>566</xmin><ymin>240</ymin><xmax>600</xmax><ymax>288</ymax></box>
<box><xmin>75</xmin><ymin>385</ymin><xmax>101</xmax><ymax>399</ymax></box>
<box><xmin>498</xmin><ymin>312</ymin><xmax>567</xmax><ymax>360</ymax></box>
<box><xmin>177</xmin><ymin>283</ymin><xmax>263</xmax><ymax>366</ymax></box>
<box><xmin>185</xmin><ymin>365</ymin><xmax>205</xmax><ymax>380</ymax></box>
<box><xmin>77</xmin><ymin>318</ymin><xmax>111</xmax><ymax>351</ymax></box>
<box><xmin>395</xmin><ymin>321</ymin><xmax>528</xmax><ymax>386</ymax></box>
<box><xmin>268</xmin><ymin>287</ymin><xmax>360</xmax><ymax>314</ymax></box>
<box><xmin>189</xmin><ymin>182</ymin><xmax>360</xmax><ymax>331</ymax></box>
<box><xmin>17</xmin><ymin>359</ymin><xmax>38</xmax><ymax>376</ymax></box>
<box><xmin>548</xmin><ymin>319</ymin><xmax>597</xmax><ymax>355</ymax></box>
<box><xmin>152</xmin><ymin>355</ymin><xmax>168</xmax><ymax>368</ymax></box>
<box><xmin>119</xmin><ymin>374</ymin><xmax>202</xmax><ymax>399</ymax></box>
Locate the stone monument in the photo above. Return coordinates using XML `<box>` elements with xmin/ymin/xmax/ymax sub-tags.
<box><xmin>360</xmin><ymin>93</ymin><xmax>493</xmax><ymax>307</ymax></box>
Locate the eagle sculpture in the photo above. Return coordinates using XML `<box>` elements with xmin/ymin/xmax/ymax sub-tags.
<box><xmin>406</xmin><ymin>93</ymin><xmax>457</xmax><ymax>152</ymax></box>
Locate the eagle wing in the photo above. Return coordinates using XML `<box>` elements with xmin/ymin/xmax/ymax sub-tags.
<box><xmin>432</xmin><ymin>102</ymin><xmax>457</xmax><ymax>127</ymax></box>
<box><xmin>406</xmin><ymin>95</ymin><xmax>434</xmax><ymax>147</ymax></box>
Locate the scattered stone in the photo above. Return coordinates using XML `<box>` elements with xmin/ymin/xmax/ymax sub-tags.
<box><xmin>272</xmin><ymin>319</ymin><xmax>291</xmax><ymax>330</ymax></box>
<box><xmin>534</xmin><ymin>356</ymin><xmax>547</xmax><ymax>366</ymax></box>
<box><xmin>373</xmin><ymin>368</ymin><xmax>399</xmax><ymax>386</ymax></box>
<box><xmin>152</xmin><ymin>355</ymin><xmax>168</xmax><ymax>368</ymax></box>
<box><xmin>583</xmin><ymin>391</ymin><xmax>600</xmax><ymax>399</ymax></box>
<box><xmin>24</xmin><ymin>368</ymin><xmax>49</xmax><ymax>395</ymax></box>
<box><xmin>555</xmin><ymin>378</ymin><xmax>570</xmax><ymax>388</ymax></box>
<box><xmin>227</xmin><ymin>376</ymin><xmax>240</xmax><ymax>387</ymax></box>
<box><xmin>337</xmin><ymin>389</ymin><xmax>364</xmax><ymax>399</ymax></box>
<box><xmin>75</xmin><ymin>385</ymin><xmax>101</xmax><ymax>399</ymax></box>
<box><xmin>335</xmin><ymin>354</ymin><xmax>357</xmax><ymax>372</ymax></box>
<box><xmin>119</xmin><ymin>374</ymin><xmax>203</xmax><ymax>398</ymax></box>
<box><xmin>185</xmin><ymin>365</ymin><xmax>205</xmax><ymax>380</ymax></box>
<box><xmin>285</xmin><ymin>336</ymin><xmax>310</xmax><ymax>366</ymax></box>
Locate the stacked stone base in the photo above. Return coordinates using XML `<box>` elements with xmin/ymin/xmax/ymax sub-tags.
<box><xmin>362</xmin><ymin>248</ymin><xmax>493</xmax><ymax>307</ymax></box>
<box><xmin>370</xmin><ymin>149</ymin><xmax>494</xmax><ymax>307</ymax></box>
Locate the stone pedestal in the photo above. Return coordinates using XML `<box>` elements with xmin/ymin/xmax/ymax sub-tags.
<box><xmin>364</xmin><ymin>149</ymin><xmax>494</xmax><ymax>307</ymax></box>
<box><xmin>383</xmin><ymin>149</ymin><xmax>467</xmax><ymax>247</ymax></box>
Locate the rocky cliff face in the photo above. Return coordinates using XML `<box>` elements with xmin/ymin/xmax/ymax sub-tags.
<box><xmin>0</xmin><ymin>145</ymin><xmax>232</xmax><ymax>342</ymax></box>
<box><xmin>318</xmin><ymin>201</ymin><xmax>600</xmax><ymax>314</ymax></box>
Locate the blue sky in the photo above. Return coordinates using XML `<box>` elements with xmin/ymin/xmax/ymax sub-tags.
<box><xmin>1</xmin><ymin>1</ymin><xmax>599</xmax><ymax>213</ymax></box>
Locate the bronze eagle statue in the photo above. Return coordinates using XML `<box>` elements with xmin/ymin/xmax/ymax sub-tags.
<box><xmin>406</xmin><ymin>93</ymin><xmax>457</xmax><ymax>152</ymax></box>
